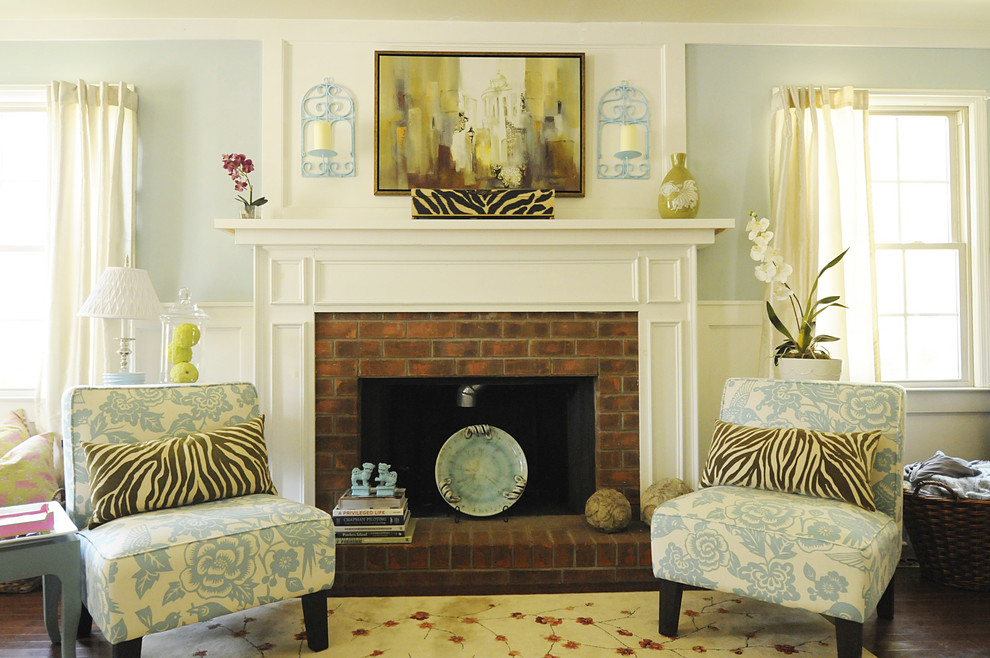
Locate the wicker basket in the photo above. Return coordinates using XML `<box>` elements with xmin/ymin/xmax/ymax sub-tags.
<box><xmin>903</xmin><ymin>480</ymin><xmax>990</xmax><ymax>591</ymax></box>
<box><xmin>0</xmin><ymin>576</ymin><xmax>41</xmax><ymax>594</ymax></box>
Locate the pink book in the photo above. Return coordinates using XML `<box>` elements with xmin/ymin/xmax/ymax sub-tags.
<box><xmin>0</xmin><ymin>502</ymin><xmax>56</xmax><ymax>540</ymax></box>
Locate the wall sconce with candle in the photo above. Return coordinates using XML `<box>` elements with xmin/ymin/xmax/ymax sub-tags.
<box><xmin>301</xmin><ymin>78</ymin><xmax>355</xmax><ymax>177</ymax></box>
<box><xmin>596</xmin><ymin>81</ymin><xmax>651</xmax><ymax>180</ymax></box>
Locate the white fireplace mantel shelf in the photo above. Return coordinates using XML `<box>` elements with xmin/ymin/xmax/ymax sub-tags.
<box><xmin>215</xmin><ymin>217</ymin><xmax>733</xmax><ymax>248</ymax></box>
<box><xmin>217</xmin><ymin>215</ymin><xmax>734</xmax><ymax>506</ymax></box>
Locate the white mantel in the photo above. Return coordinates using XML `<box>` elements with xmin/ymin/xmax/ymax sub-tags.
<box><xmin>217</xmin><ymin>217</ymin><xmax>733</xmax><ymax>505</ymax></box>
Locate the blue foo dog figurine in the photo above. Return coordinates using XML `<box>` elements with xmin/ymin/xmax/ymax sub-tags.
<box><xmin>350</xmin><ymin>462</ymin><xmax>398</xmax><ymax>497</ymax></box>
<box><xmin>375</xmin><ymin>462</ymin><xmax>398</xmax><ymax>496</ymax></box>
<box><xmin>350</xmin><ymin>462</ymin><xmax>375</xmax><ymax>496</ymax></box>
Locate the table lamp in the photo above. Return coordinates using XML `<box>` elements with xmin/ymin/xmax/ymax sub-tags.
<box><xmin>78</xmin><ymin>264</ymin><xmax>163</xmax><ymax>385</ymax></box>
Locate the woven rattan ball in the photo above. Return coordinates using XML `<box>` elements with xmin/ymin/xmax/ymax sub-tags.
<box><xmin>585</xmin><ymin>488</ymin><xmax>632</xmax><ymax>533</ymax></box>
<box><xmin>640</xmin><ymin>477</ymin><xmax>693</xmax><ymax>524</ymax></box>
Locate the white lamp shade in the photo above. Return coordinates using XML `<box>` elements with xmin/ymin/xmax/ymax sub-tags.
<box><xmin>78</xmin><ymin>266</ymin><xmax>163</xmax><ymax>320</ymax></box>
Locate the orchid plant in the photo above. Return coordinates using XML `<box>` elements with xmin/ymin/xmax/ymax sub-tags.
<box><xmin>747</xmin><ymin>211</ymin><xmax>848</xmax><ymax>365</ymax></box>
<box><xmin>222</xmin><ymin>153</ymin><xmax>268</xmax><ymax>216</ymax></box>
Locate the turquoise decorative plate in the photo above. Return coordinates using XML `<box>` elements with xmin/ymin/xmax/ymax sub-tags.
<box><xmin>435</xmin><ymin>424</ymin><xmax>528</xmax><ymax>516</ymax></box>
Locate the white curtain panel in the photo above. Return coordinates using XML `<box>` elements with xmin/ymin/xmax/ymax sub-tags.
<box><xmin>767</xmin><ymin>85</ymin><xmax>878</xmax><ymax>381</ymax></box>
<box><xmin>36</xmin><ymin>81</ymin><xmax>137</xmax><ymax>431</ymax></box>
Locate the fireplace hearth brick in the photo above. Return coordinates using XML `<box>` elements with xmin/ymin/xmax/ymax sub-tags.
<box><xmin>329</xmin><ymin>515</ymin><xmax>654</xmax><ymax>597</ymax></box>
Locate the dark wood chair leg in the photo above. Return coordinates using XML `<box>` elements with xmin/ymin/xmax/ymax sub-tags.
<box><xmin>77</xmin><ymin>604</ymin><xmax>93</xmax><ymax>638</ymax></box>
<box><xmin>111</xmin><ymin>637</ymin><xmax>142</xmax><ymax>658</ymax></box>
<box><xmin>876</xmin><ymin>578</ymin><xmax>895</xmax><ymax>620</ymax></box>
<box><xmin>658</xmin><ymin>578</ymin><xmax>684</xmax><ymax>638</ymax></box>
<box><xmin>302</xmin><ymin>590</ymin><xmax>330</xmax><ymax>652</ymax></box>
<box><xmin>834</xmin><ymin>618</ymin><xmax>864</xmax><ymax>658</ymax></box>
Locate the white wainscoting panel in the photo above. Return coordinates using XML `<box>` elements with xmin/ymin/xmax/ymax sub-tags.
<box><xmin>900</xmin><ymin>389</ymin><xmax>990</xmax><ymax>464</ymax></box>
<box><xmin>646</xmin><ymin>258</ymin><xmax>683</xmax><ymax>303</ymax></box>
<box><xmin>271</xmin><ymin>258</ymin><xmax>307</xmax><ymax>305</ymax></box>
<box><xmin>645</xmin><ymin>320</ymin><xmax>688</xmax><ymax>485</ymax></box>
<box><xmin>697</xmin><ymin>301</ymin><xmax>764</xmax><ymax>461</ymax></box>
<box><xmin>269</xmin><ymin>321</ymin><xmax>311</xmax><ymax>504</ymax></box>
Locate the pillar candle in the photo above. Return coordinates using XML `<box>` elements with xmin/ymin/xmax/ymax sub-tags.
<box><xmin>309</xmin><ymin>121</ymin><xmax>335</xmax><ymax>156</ymax></box>
<box><xmin>618</xmin><ymin>124</ymin><xmax>639</xmax><ymax>157</ymax></box>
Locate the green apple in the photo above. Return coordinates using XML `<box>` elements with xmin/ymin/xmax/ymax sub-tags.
<box><xmin>168</xmin><ymin>341</ymin><xmax>193</xmax><ymax>364</ymax></box>
<box><xmin>173</xmin><ymin>323</ymin><xmax>201</xmax><ymax>348</ymax></box>
<box><xmin>170</xmin><ymin>362</ymin><xmax>199</xmax><ymax>383</ymax></box>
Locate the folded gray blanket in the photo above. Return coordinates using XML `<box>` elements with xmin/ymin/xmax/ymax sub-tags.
<box><xmin>904</xmin><ymin>450</ymin><xmax>980</xmax><ymax>481</ymax></box>
<box><xmin>904</xmin><ymin>451</ymin><xmax>990</xmax><ymax>500</ymax></box>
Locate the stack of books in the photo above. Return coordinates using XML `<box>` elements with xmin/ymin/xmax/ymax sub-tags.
<box><xmin>331</xmin><ymin>488</ymin><xmax>416</xmax><ymax>544</ymax></box>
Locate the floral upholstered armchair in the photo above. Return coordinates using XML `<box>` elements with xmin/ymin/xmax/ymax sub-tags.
<box><xmin>651</xmin><ymin>378</ymin><xmax>906</xmax><ymax>658</ymax></box>
<box><xmin>62</xmin><ymin>383</ymin><xmax>335</xmax><ymax>658</ymax></box>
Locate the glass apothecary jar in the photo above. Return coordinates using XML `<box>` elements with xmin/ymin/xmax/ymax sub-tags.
<box><xmin>160</xmin><ymin>288</ymin><xmax>209</xmax><ymax>383</ymax></box>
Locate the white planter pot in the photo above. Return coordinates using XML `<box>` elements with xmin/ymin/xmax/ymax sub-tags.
<box><xmin>776</xmin><ymin>357</ymin><xmax>842</xmax><ymax>381</ymax></box>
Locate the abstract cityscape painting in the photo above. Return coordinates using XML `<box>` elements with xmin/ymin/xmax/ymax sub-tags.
<box><xmin>375</xmin><ymin>51</ymin><xmax>584</xmax><ymax>196</ymax></box>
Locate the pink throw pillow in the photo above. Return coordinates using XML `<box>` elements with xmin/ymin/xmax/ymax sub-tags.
<box><xmin>0</xmin><ymin>408</ymin><xmax>30</xmax><ymax>455</ymax></box>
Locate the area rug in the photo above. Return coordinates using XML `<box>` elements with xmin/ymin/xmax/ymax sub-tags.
<box><xmin>141</xmin><ymin>590</ymin><xmax>877</xmax><ymax>657</ymax></box>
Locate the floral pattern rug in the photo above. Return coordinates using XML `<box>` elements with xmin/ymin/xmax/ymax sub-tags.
<box><xmin>141</xmin><ymin>589</ymin><xmax>878</xmax><ymax>657</ymax></box>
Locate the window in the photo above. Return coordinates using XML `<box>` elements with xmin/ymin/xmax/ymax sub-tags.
<box><xmin>869</xmin><ymin>93</ymin><xmax>988</xmax><ymax>386</ymax></box>
<box><xmin>0</xmin><ymin>87</ymin><xmax>48</xmax><ymax>395</ymax></box>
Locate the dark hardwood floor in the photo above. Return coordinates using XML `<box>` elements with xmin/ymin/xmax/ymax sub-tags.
<box><xmin>861</xmin><ymin>568</ymin><xmax>990</xmax><ymax>657</ymax></box>
<box><xmin>0</xmin><ymin>566</ymin><xmax>985</xmax><ymax>657</ymax></box>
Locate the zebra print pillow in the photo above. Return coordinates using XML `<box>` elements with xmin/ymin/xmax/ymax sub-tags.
<box><xmin>701</xmin><ymin>420</ymin><xmax>881</xmax><ymax>511</ymax></box>
<box><xmin>83</xmin><ymin>415</ymin><xmax>276</xmax><ymax>527</ymax></box>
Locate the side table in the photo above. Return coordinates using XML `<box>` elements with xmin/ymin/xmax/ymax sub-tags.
<box><xmin>0</xmin><ymin>501</ymin><xmax>80</xmax><ymax>658</ymax></box>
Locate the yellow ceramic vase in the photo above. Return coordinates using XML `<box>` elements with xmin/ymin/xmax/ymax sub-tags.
<box><xmin>658</xmin><ymin>153</ymin><xmax>700</xmax><ymax>219</ymax></box>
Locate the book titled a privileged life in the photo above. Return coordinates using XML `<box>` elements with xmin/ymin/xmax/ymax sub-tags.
<box><xmin>332</xmin><ymin>502</ymin><xmax>408</xmax><ymax>526</ymax></box>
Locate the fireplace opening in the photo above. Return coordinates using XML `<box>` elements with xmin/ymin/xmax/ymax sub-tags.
<box><xmin>360</xmin><ymin>376</ymin><xmax>596</xmax><ymax>517</ymax></box>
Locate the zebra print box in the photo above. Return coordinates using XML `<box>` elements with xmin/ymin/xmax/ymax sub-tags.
<box><xmin>411</xmin><ymin>188</ymin><xmax>555</xmax><ymax>219</ymax></box>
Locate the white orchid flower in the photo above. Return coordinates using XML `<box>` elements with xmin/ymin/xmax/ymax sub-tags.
<box><xmin>750</xmin><ymin>243</ymin><xmax>768</xmax><ymax>261</ymax></box>
<box><xmin>754</xmin><ymin>261</ymin><xmax>777</xmax><ymax>282</ymax></box>
<box><xmin>771</xmin><ymin>281</ymin><xmax>792</xmax><ymax>300</ymax></box>
<box><xmin>746</xmin><ymin>215</ymin><xmax>770</xmax><ymax>240</ymax></box>
<box><xmin>763</xmin><ymin>247</ymin><xmax>784</xmax><ymax>266</ymax></box>
<box><xmin>772</xmin><ymin>262</ymin><xmax>793</xmax><ymax>283</ymax></box>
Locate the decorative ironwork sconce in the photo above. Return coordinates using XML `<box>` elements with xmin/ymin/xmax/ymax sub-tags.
<box><xmin>301</xmin><ymin>78</ymin><xmax>355</xmax><ymax>177</ymax></box>
<box><xmin>596</xmin><ymin>81</ymin><xmax>650</xmax><ymax>179</ymax></box>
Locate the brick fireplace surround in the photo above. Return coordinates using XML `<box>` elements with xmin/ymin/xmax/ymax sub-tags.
<box><xmin>216</xmin><ymin>216</ymin><xmax>732</xmax><ymax>596</ymax></box>
<box><xmin>316</xmin><ymin>310</ymin><xmax>651</xmax><ymax>595</ymax></box>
